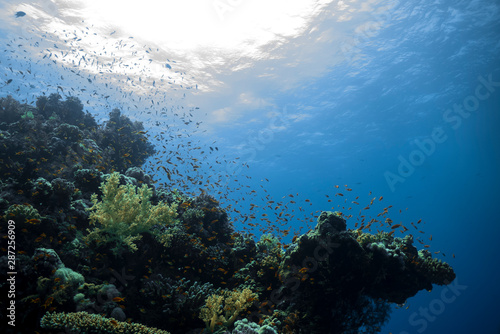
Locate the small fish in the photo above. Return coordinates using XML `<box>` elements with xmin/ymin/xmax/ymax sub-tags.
<box><xmin>15</xmin><ymin>11</ymin><xmax>26</xmax><ymax>18</ymax></box>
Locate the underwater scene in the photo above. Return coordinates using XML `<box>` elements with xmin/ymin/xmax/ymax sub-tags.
<box><xmin>0</xmin><ymin>1</ymin><xmax>499</xmax><ymax>333</ymax></box>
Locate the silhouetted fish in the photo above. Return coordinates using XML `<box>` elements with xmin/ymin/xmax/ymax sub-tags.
<box><xmin>15</xmin><ymin>11</ymin><xmax>26</xmax><ymax>18</ymax></box>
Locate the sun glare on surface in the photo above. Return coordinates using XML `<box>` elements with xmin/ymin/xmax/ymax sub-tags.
<box><xmin>81</xmin><ymin>0</ymin><xmax>331</xmax><ymax>52</ymax></box>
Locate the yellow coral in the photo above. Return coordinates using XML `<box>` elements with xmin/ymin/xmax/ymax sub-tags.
<box><xmin>199</xmin><ymin>294</ymin><xmax>224</xmax><ymax>332</ymax></box>
<box><xmin>84</xmin><ymin>172</ymin><xmax>177</xmax><ymax>254</ymax></box>
<box><xmin>199</xmin><ymin>288</ymin><xmax>258</xmax><ymax>332</ymax></box>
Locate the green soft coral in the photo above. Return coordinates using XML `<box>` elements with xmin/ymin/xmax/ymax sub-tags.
<box><xmin>85</xmin><ymin>172</ymin><xmax>177</xmax><ymax>254</ymax></box>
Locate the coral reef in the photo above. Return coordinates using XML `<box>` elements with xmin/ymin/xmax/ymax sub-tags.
<box><xmin>0</xmin><ymin>95</ymin><xmax>456</xmax><ymax>334</ymax></box>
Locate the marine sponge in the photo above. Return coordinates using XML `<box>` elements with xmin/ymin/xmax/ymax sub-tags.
<box><xmin>84</xmin><ymin>172</ymin><xmax>177</xmax><ymax>254</ymax></box>
<box><xmin>40</xmin><ymin>311</ymin><xmax>171</xmax><ymax>333</ymax></box>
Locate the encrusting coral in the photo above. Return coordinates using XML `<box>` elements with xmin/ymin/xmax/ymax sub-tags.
<box><xmin>84</xmin><ymin>172</ymin><xmax>177</xmax><ymax>254</ymax></box>
<box><xmin>41</xmin><ymin>311</ymin><xmax>171</xmax><ymax>334</ymax></box>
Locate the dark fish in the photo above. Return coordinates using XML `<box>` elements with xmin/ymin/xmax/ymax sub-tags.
<box><xmin>15</xmin><ymin>11</ymin><xmax>26</xmax><ymax>18</ymax></box>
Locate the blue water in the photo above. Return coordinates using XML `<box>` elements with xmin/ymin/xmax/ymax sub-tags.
<box><xmin>1</xmin><ymin>0</ymin><xmax>499</xmax><ymax>333</ymax></box>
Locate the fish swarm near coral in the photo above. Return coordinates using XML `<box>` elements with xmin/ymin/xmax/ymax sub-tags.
<box><xmin>0</xmin><ymin>95</ymin><xmax>455</xmax><ymax>334</ymax></box>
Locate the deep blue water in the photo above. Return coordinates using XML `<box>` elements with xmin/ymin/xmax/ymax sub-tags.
<box><xmin>1</xmin><ymin>0</ymin><xmax>499</xmax><ymax>333</ymax></box>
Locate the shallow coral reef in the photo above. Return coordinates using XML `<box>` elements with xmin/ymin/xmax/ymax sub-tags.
<box><xmin>0</xmin><ymin>95</ymin><xmax>455</xmax><ymax>334</ymax></box>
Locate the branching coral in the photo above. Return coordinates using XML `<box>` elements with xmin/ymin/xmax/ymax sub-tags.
<box><xmin>84</xmin><ymin>172</ymin><xmax>177</xmax><ymax>254</ymax></box>
<box><xmin>199</xmin><ymin>288</ymin><xmax>258</xmax><ymax>332</ymax></box>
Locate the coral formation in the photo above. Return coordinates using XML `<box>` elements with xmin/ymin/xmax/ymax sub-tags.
<box><xmin>232</xmin><ymin>318</ymin><xmax>278</xmax><ymax>334</ymax></box>
<box><xmin>41</xmin><ymin>311</ymin><xmax>171</xmax><ymax>333</ymax></box>
<box><xmin>84</xmin><ymin>172</ymin><xmax>177</xmax><ymax>254</ymax></box>
<box><xmin>199</xmin><ymin>288</ymin><xmax>258</xmax><ymax>332</ymax></box>
<box><xmin>100</xmin><ymin>108</ymin><xmax>156</xmax><ymax>173</ymax></box>
<box><xmin>276</xmin><ymin>211</ymin><xmax>455</xmax><ymax>333</ymax></box>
